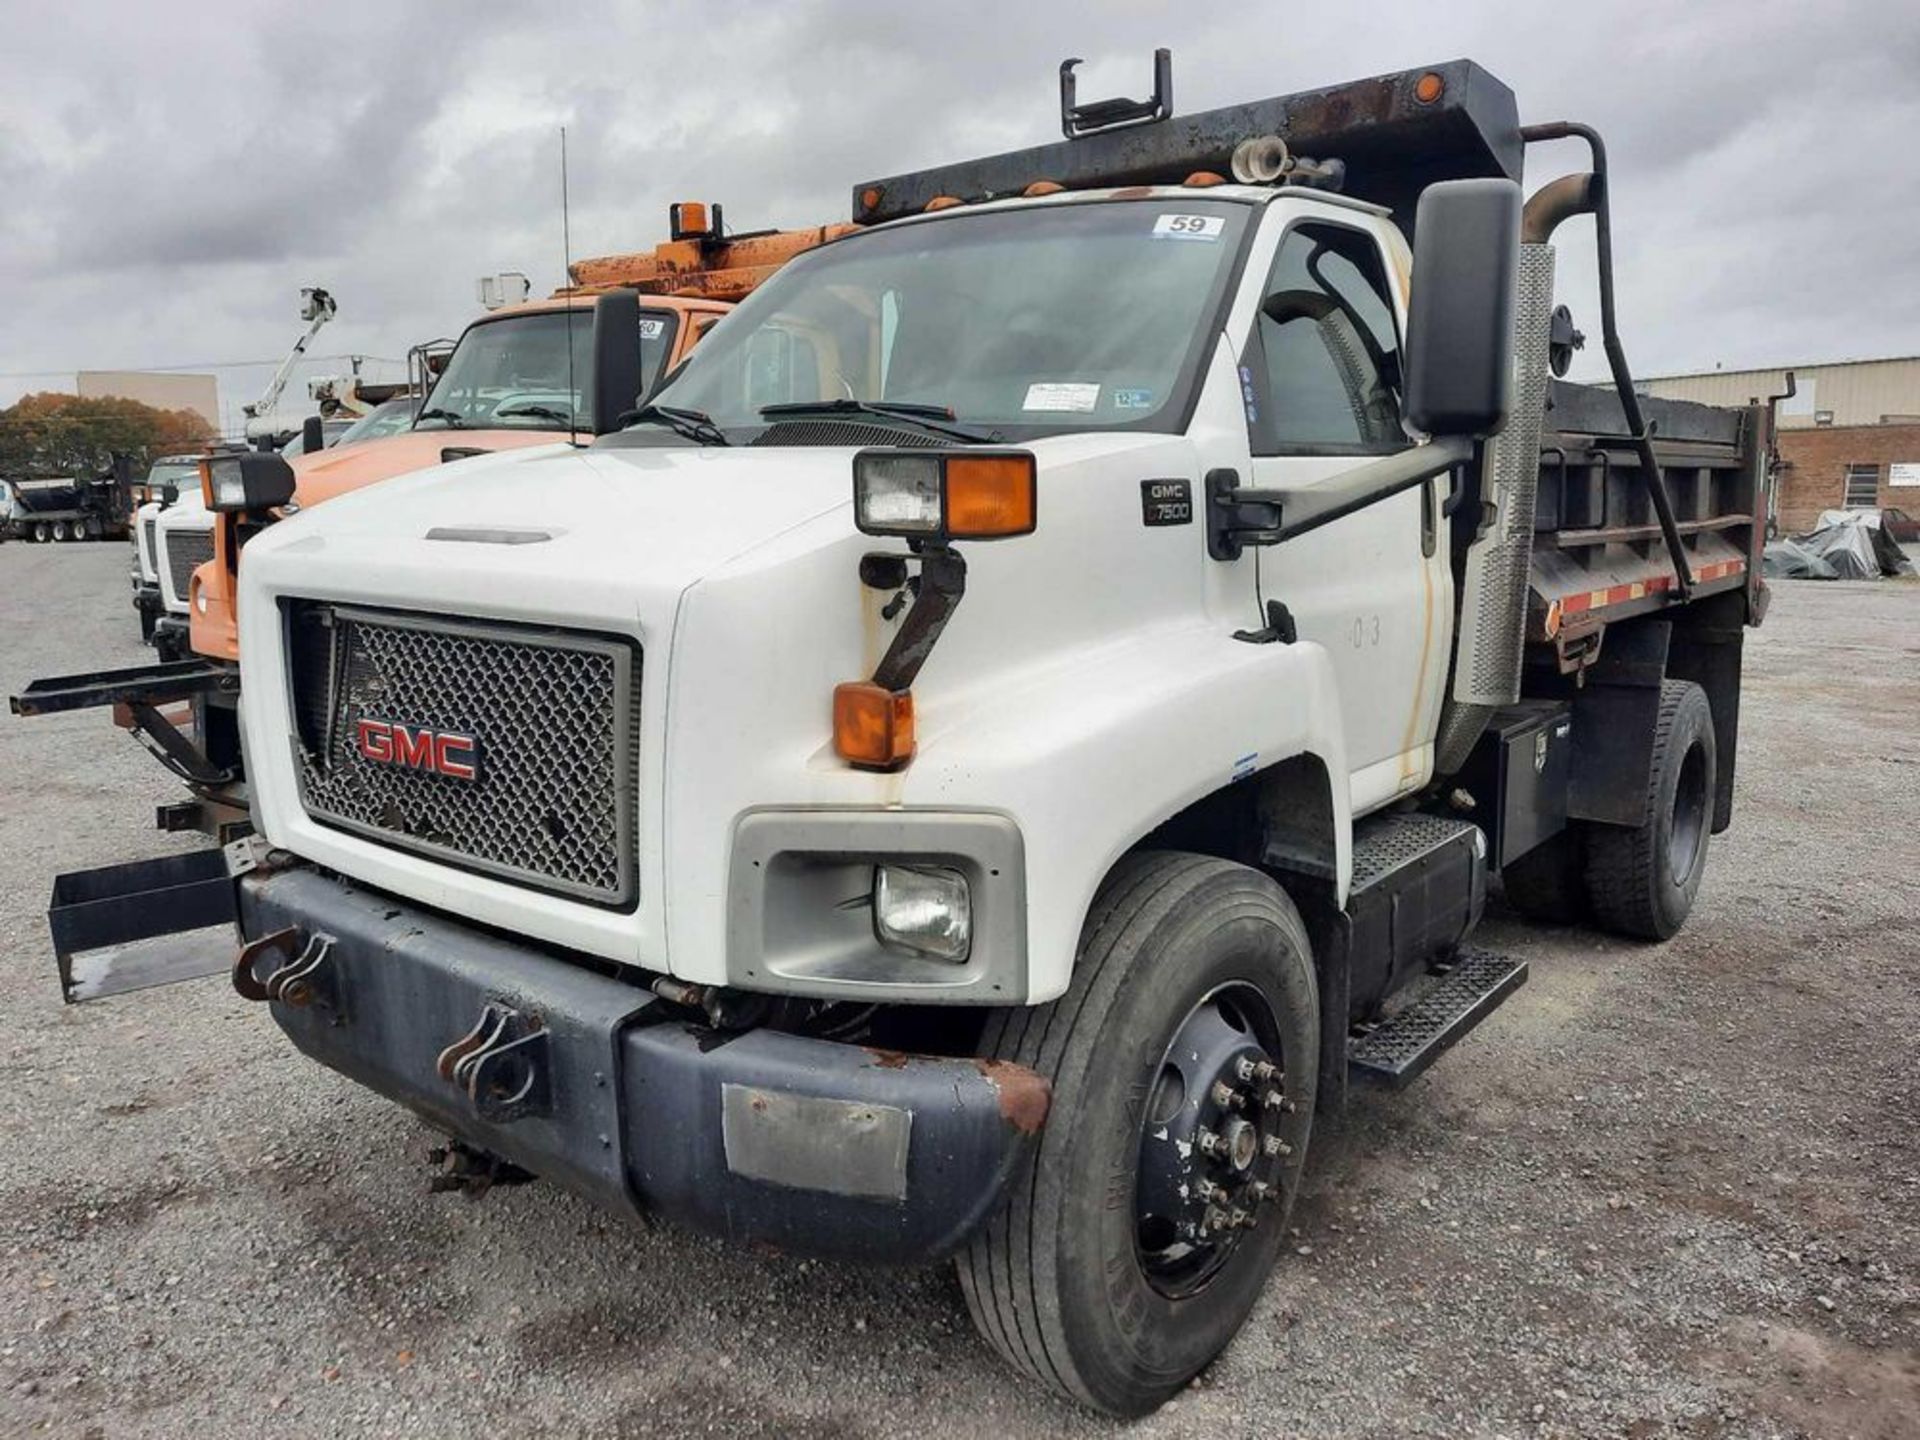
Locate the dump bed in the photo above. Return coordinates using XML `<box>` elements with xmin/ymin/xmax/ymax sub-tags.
<box><xmin>1529</xmin><ymin>380</ymin><xmax>1767</xmax><ymax>646</ymax></box>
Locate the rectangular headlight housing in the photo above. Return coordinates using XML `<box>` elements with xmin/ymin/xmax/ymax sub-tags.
<box><xmin>200</xmin><ymin>451</ymin><xmax>297</xmax><ymax>513</ymax></box>
<box><xmin>873</xmin><ymin>864</ymin><xmax>971</xmax><ymax>963</ymax></box>
<box><xmin>853</xmin><ymin>450</ymin><xmax>1036</xmax><ymax>542</ymax></box>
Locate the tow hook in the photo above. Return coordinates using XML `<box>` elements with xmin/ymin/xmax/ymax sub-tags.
<box><xmin>435</xmin><ymin>1002</ymin><xmax>551</xmax><ymax>1124</ymax></box>
<box><xmin>232</xmin><ymin>927</ymin><xmax>342</xmax><ymax>1017</ymax></box>
<box><xmin>425</xmin><ymin>1140</ymin><xmax>535</xmax><ymax>1196</ymax></box>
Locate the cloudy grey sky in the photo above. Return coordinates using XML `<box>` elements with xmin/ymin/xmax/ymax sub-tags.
<box><xmin>2</xmin><ymin>0</ymin><xmax>1916</xmax><ymax>425</ymax></box>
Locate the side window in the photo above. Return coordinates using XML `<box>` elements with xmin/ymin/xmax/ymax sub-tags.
<box><xmin>635</xmin><ymin>311</ymin><xmax>680</xmax><ymax>391</ymax></box>
<box><xmin>1247</xmin><ymin>222</ymin><xmax>1406</xmax><ymax>455</ymax></box>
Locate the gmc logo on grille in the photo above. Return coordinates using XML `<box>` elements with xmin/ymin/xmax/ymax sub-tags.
<box><xmin>355</xmin><ymin>719</ymin><xmax>479</xmax><ymax>781</ymax></box>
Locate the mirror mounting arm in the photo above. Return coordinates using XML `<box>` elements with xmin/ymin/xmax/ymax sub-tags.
<box><xmin>1206</xmin><ymin>440</ymin><xmax>1476</xmax><ymax>563</ymax></box>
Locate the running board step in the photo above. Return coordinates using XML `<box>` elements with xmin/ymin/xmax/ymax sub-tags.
<box><xmin>1347</xmin><ymin>949</ymin><xmax>1527</xmax><ymax>1089</ymax></box>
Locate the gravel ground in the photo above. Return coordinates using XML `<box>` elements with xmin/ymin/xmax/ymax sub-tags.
<box><xmin>1</xmin><ymin>539</ymin><xmax>1915</xmax><ymax>1439</ymax></box>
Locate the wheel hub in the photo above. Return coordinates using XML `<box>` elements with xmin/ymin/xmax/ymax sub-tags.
<box><xmin>1134</xmin><ymin>983</ymin><xmax>1294</xmax><ymax>1296</ymax></box>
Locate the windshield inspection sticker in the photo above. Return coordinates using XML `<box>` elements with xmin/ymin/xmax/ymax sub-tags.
<box><xmin>1152</xmin><ymin>213</ymin><xmax>1225</xmax><ymax>241</ymax></box>
<box><xmin>1113</xmin><ymin>388</ymin><xmax>1154</xmax><ymax>410</ymax></box>
<box><xmin>1023</xmin><ymin>381</ymin><xmax>1101</xmax><ymax>413</ymax></box>
<box><xmin>637</xmin><ymin>317</ymin><xmax>667</xmax><ymax>339</ymax></box>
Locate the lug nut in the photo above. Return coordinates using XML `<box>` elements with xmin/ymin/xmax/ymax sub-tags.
<box><xmin>1198</xmin><ymin>1180</ymin><xmax>1231</xmax><ymax>1205</ymax></box>
<box><xmin>1228</xmin><ymin>1208</ymin><xmax>1252</xmax><ymax>1230</ymax></box>
<box><xmin>1252</xmin><ymin>1060</ymin><xmax>1280</xmax><ymax>1084</ymax></box>
<box><xmin>1201</xmin><ymin>1205</ymin><xmax>1228</xmax><ymax>1235</ymax></box>
<box><xmin>1196</xmin><ymin>1128</ymin><xmax>1222</xmax><ymax>1156</ymax></box>
<box><xmin>1234</xmin><ymin>1057</ymin><xmax>1256</xmax><ymax>1082</ymax></box>
<box><xmin>1262</xmin><ymin>1134</ymin><xmax>1292</xmax><ymax>1158</ymax></box>
<box><xmin>1261</xmin><ymin>1088</ymin><xmax>1285</xmax><ymax>1109</ymax></box>
<box><xmin>1211</xmin><ymin>1081</ymin><xmax>1246</xmax><ymax>1110</ymax></box>
<box><xmin>1249</xmin><ymin>1181</ymin><xmax>1276</xmax><ymax>1204</ymax></box>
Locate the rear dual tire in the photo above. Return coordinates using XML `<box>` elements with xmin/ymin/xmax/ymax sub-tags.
<box><xmin>959</xmin><ymin>852</ymin><xmax>1318</xmax><ymax>1417</ymax></box>
<box><xmin>1583</xmin><ymin>680</ymin><xmax>1715</xmax><ymax>940</ymax></box>
<box><xmin>1499</xmin><ymin>679</ymin><xmax>1715</xmax><ymax>941</ymax></box>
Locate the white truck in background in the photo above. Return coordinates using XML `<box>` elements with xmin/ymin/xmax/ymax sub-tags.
<box><xmin>37</xmin><ymin>56</ymin><xmax>1769</xmax><ymax>1416</ymax></box>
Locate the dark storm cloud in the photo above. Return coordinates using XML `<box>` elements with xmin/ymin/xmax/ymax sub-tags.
<box><xmin>2</xmin><ymin>0</ymin><xmax>1917</xmax><ymax>418</ymax></box>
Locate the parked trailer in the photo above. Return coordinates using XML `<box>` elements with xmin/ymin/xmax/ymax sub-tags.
<box><xmin>0</xmin><ymin>474</ymin><xmax>131</xmax><ymax>543</ymax></box>
<box><xmin>20</xmin><ymin>56</ymin><xmax>1769</xmax><ymax>1417</ymax></box>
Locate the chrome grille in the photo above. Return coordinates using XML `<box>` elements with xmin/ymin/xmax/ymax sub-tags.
<box><xmin>286</xmin><ymin>602</ymin><xmax>638</xmax><ymax>905</ymax></box>
<box><xmin>162</xmin><ymin>525</ymin><xmax>213</xmax><ymax>604</ymax></box>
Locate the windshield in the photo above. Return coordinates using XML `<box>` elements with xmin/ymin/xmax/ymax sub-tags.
<box><xmin>644</xmin><ymin>199</ymin><xmax>1250</xmax><ymax>440</ymax></box>
<box><xmin>417</xmin><ymin>307</ymin><xmax>679</xmax><ymax>432</ymax></box>
<box><xmin>145</xmin><ymin>460</ymin><xmax>199</xmax><ymax>487</ymax></box>
<box><xmin>333</xmin><ymin>398</ymin><xmax>419</xmax><ymax>447</ymax></box>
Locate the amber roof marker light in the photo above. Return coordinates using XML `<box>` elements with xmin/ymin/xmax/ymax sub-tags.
<box><xmin>1415</xmin><ymin>71</ymin><xmax>1445</xmax><ymax>104</ymax></box>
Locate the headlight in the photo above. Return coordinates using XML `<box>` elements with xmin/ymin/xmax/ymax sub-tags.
<box><xmin>200</xmin><ymin>452</ymin><xmax>296</xmax><ymax>513</ymax></box>
<box><xmin>854</xmin><ymin>454</ymin><xmax>944</xmax><ymax>535</ymax></box>
<box><xmin>852</xmin><ymin>450</ymin><xmax>1036</xmax><ymax>542</ymax></box>
<box><xmin>873</xmin><ymin>864</ymin><xmax>971</xmax><ymax>963</ymax></box>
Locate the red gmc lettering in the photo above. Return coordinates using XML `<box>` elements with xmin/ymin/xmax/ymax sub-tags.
<box><xmin>354</xmin><ymin>719</ymin><xmax>479</xmax><ymax>781</ymax></box>
<box><xmin>434</xmin><ymin>733</ymin><xmax>478</xmax><ymax>780</ymax></box>
<box><xmin>392</xmin><ymin>726</ymin><xmax>435</xmax><ymax>768</ymax></box>
<box><xmin>356</xmin><ymin>718</ymin><xmax>393</xmax><ymax>763</ymax></box>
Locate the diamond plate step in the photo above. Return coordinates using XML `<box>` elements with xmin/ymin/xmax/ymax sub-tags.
<box><xmin>1347</xmin><ymin>948</ymin><xmax>1527</xmax><ymax>1089</ymax></box>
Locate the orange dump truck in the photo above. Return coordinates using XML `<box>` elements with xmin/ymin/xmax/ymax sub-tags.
<box><xmin>16</xmin><ymin>203</ymin><xmax>846</xmax><ymax>836</ymax></box>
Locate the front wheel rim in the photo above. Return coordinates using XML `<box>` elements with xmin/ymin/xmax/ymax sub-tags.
<box><xmin>1132</xmin><ymin>980</ymin><xmax>1295</xmax><ymax>1299</ymax></box>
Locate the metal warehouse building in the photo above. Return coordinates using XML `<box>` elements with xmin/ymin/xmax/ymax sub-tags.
<box><xmin>1642</xmin><ymin>356</ymin><xmax>1920</xmax><ymax>531</ymax></box>
<box><xmin>1642</xmin><ymin>354</ymin><xmax>1920</xmax><ymax>430</ymax></box>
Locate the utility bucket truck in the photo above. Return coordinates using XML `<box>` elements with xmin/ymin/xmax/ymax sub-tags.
<box><xmin>25</xmin><ymin>58</ymin><xmax>1768</xmax><ymax>1416</ymax></box>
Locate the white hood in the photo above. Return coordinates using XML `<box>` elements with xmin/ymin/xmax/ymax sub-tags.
<box><xmin>238</xmin><ymin>440</ymin><xmax>857</xmax><ymax>630</ymax></box>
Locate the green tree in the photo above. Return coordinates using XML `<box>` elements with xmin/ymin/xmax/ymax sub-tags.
<box><xmin>0</xmin><ymin>392</ymin><xmax>215</xmax><ymax>478</ymax></box>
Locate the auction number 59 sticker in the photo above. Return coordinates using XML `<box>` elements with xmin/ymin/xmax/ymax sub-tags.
<box><xmin>1152</xmin><ymin>213</ymin><xmax>1225</xmax><ymax>241</ymax></box>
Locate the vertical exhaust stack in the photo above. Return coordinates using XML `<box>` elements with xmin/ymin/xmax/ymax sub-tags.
<box><xmin>1433</xmin><ymin>235</ymin><xmax>1558</xmax><ymax>775</ymax></box>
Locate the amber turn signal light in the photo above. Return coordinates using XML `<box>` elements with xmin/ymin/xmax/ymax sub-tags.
<box><xmin>834</xmin><ymin>681</ymin><xmax>915</xmax><ymax>770</ymax></box>
<box><xmin>944</xmin><ymin>455</ymin><xmax>1036</xmax><ymax>538</ymax></box>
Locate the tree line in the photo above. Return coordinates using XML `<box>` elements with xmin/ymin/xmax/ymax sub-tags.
<box><xmin>0</xmin><ymin>392</ymin><xmax>215</xmax><ymax>479</ymax></box>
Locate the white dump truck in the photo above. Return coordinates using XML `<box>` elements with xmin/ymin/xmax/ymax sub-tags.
<box><xmin>39</xmin><ymin>56</ymin><xmax>1769</xmax><ymax>1416</ymax></box>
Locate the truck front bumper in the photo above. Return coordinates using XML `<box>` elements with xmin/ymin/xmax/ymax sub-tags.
<box><xmin>132</xmin><ymin>580</ymin><xmax>163</xmax><ymax>640</ymax></box>
<box><xmin>152</xmin><ymin>612</ymin><xmax>190</xmax><ymax>661</ymax></box>
<box><xmin>236</xmin><ymin>865</ymin><xmax>1046</xmax><ymax>1264</ymax></box>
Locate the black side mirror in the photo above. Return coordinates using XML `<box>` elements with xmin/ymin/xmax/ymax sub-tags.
<box><xmin>302</xmin><ymin>414</ymin><xmax>326</xmax><ymax>453</ymax></box>
<box><xmin>590</xmin><ymin>289</ymin><xmax>644</xmax><ymax>436</ymax></box>
<box><xmin>1401</xmin><ymin>178</ymin><xmax>1522</xmax><ymax>438</ymax></box>
<box><xmin>159</xmin><ymin>483</ymin><xmax>179</xmax><ymax>506</ymax></box>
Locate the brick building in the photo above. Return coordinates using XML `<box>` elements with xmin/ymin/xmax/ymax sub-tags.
<box><xmin>1772</xmin><ymin>423</ymin><xmax>1920</xmax><ymax>532</ymax></box>
<box><xmin>1637</xmin><ymin>354</ymin><xmax>1920</xmax><ymax>532</ymax></box>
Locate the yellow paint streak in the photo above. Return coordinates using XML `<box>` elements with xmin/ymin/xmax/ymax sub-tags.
<box><xmin>1397</xmin><ymin>504</ymin><xmax>1438</xmax><ymax>784</ymax></box>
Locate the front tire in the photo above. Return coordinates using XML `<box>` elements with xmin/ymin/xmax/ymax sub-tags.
<box><xmin>958</xmin><ymin>852</ymin><xmax>1318</xmax><ymax>1417</ymax></box>
<box><xmin>1584</xmin><ymin>679</ymin><xmax>1715</xmax><ymax>940</ymax></box>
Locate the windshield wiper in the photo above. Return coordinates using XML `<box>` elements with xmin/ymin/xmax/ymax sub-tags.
<box><xmin>615</xmin><ymin>402</ymin><xmax>731</xmax><ymax>446</ymax></box>
<box><xmin>414</xmin><ymin>407</ymin><xmax>467</xmax><ymax>429</ymax></box>
<box><xmin>493</xmin><ymin>404</ymin><xmax>579</xmax><ymax>426</ymax></box>
<box><xmin>758</xmin><ymin>399</ymin><xmax>996</xmax><ymax>443</ymax></box>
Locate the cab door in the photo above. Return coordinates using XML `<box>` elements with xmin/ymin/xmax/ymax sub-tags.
<box><xmin>1238</xmin><ymin>214</ymin><xmax>1452</xmax><ymax>814</ymax></box>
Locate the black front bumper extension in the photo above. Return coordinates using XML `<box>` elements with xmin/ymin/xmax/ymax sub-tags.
<box><xmin>217</xmin><ymin>865</ymin><xmax>1046</xmax><ymax>1265</ymax></box>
